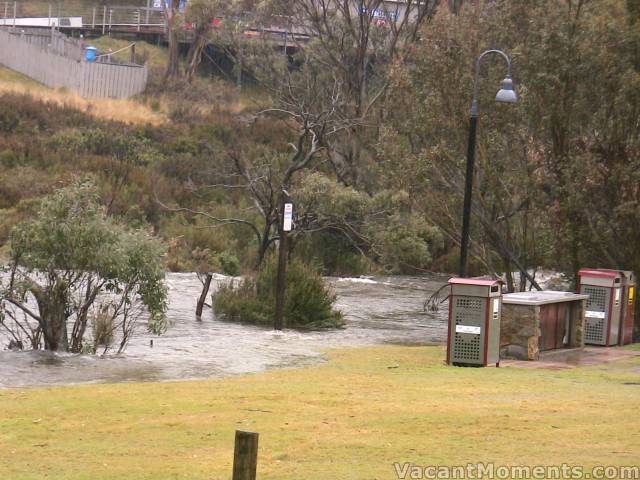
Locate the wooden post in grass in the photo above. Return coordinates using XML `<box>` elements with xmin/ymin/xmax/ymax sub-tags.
<box><xmin>232</xmin><ymin>430</ymin><xmax>259</xmax><ymax>480</ymax></box>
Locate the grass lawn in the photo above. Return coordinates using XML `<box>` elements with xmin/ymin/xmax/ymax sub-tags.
<box><xmin>1</xmin><ymin>345</ymin><xmax>639</xmax><ymax>479</ymax></box>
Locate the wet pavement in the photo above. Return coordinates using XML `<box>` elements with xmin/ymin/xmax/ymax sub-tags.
<box><xmin>501</xmin><ymin>347</ymin><xmax>640</xmax><ymax>370</ymax></box>
<box><xmin>0</xmin><ymin>273</ymin><xmax>450</xmax><ymax>388</ymax></box>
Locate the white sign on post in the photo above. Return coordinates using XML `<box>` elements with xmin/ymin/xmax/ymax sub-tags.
<box><xmin>283</xmin><ymin>203</ymin><xmax>293</xmax><ymax>232</ymax></box>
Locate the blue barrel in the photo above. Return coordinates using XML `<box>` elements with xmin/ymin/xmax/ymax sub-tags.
<box><xmin>85</xmin><ymin>46</ymin><xmax>97</xmax><ymax>62</ymax></box>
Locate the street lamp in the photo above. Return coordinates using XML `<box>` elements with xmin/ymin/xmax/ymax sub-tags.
<box><xmin>458</xmin><ymin>49</ymin><xmax>517</xmax><ymax>277</ymax></box>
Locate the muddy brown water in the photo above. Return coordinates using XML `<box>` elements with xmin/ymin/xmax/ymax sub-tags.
<box><xmin>0</xmin><ymin>273</ymin><xmax>450</xmax><ymax>388</ymax></box>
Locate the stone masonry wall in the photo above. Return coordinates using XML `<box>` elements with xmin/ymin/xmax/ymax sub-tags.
<box><xmin>500</xmin><ymin>304</ymin><xmax>540</xmax><ymax>361</ymax></box>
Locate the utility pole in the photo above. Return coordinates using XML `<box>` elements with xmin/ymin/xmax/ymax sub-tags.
<box><xmin>274</xmin><ymin>190</ymin><xmax>293</xmax><ymax>330</ymax></box>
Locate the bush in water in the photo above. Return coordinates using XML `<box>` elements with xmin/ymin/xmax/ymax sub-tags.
<box><xmin>213</xmin><ymin>257</ymin><xmax>343</xmax><ymax>329</ymax></box>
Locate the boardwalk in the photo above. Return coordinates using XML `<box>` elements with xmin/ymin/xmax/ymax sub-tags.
<box><xmin>0</xmin><ymin>2</ymin><xmax>310</xmax><ymax>47</ymax></box>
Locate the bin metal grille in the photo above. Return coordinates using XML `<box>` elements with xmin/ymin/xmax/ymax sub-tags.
<box><xmin>453</xmin><ymin>333</ymin><xmax>481</xmax><ymax>361</ymax></box>
<box><xmin>585</xmin><ymin>318</ymin><xmax>605</xmax><ymax>343</ymax></box>
<box><xmin>454</xmin><ymin>297</ymin><xmax>483</xmax><ymax>324</ymax></box>
<box><xmin>583</xmin><ymin>285</ymin><xmax>608</xmax><ymax>344</ymax></box>
<box><xmin>452</xmin><ymin>296</ymin><xmax>484</xmax><ymax>363</ymax></box>
<box><xmin>584</xmin><ymin>286</ymin><xmax>606</xmax><ymax>311</ymax></box>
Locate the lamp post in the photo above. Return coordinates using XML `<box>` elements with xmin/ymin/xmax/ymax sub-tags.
<box><xmin>458</xmin><ymin>49</ymin><xmax>517</xmax><ymax>277</ymax></box>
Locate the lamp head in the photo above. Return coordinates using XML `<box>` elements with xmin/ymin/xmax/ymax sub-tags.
<box><xmin>495</xmin><ymin>75</ymin><xmax>517</xmax><ymax>103</ymax></box>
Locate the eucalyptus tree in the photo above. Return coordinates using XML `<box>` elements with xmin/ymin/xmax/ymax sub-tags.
<box><xmin>0</xmin><ymin>180</ymin><xmax>168</xmax><ymax>353</ymax></box>
<box><xmin>184</xmin><ymin>0</ymin><xmax>231</xmax><ymax>81</ymax></box>
<box><xmin>383</xmin><ymin>0</ymin><xmax>640</xmax><ymax>288</ymax></box>
<box><xmin>163</xmin><ymin>0</ymin><xmax>182</xmax><ymax>79</ymax></box>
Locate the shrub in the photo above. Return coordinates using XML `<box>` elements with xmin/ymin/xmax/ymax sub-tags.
<box><xmin>149</xmin><ymin>98</ymin><xmax>161</xmax><ymax>112</ymax></box>
<box><xmin>0</xmin><ymin>109</ymin><xmax>20</xmax><ymax>133</ymax></box>
<box><xmin>0</xmin><ymin>149</ymin><xmax>18</xmax><ymax>168</ymax></box>
<box><xmin>168</xmin><ymin>102</ymin><xmax>200</xmax><ymax>124</ymax></box>
<box><xmin>92</xmin><ymin>304</ymin><xmax>115</xmax><ymax>351</ymax></box>
<box><xmin>218</xmin><ymin>251</ymin><xmax>240</xmax><ymax>276</ymax></box>
<box><xmin>214</xmin><ymin>257</ymin><xmax>343</xmax><ymax>329</ymax></box>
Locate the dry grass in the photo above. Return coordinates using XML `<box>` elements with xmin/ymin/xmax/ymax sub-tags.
<box><xmin>0</xmin><ymin>345</ymin><xmax>639</xmax><ymax>479</ymax></box>
<box><xmin>0</xmin><ymin>32</ymin><xmax>261</xmax><ymax>124</ymax></box>
<box><xmin>0</xmin><ymin>65</ymin><xmax>166</xmax><ymax>125</ymax></box>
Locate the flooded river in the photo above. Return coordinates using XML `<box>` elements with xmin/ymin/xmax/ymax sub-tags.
<box><xmin>0</xmin><ymin>273</ymin><xmax>450</xmax><ymax>388</ymax></box>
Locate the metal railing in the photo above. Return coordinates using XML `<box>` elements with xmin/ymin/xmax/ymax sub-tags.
<box><xmin>89</xmin><ymin>6</ymin><xmax>166</xmax><ymax>33</ymax></box>
<box><xmin>0</xmin><ymin>2</ymin><xmax>166</xmax><ymax>33</ymax></box>
<box><xmin>0</xmin><ymin>1</ymin><xmax>311</xmax><ymax>47</ymax></box>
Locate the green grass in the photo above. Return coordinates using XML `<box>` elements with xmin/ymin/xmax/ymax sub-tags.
<box><xmin>1</xmin><ymin>345</ymin><xmax>639</xmax><ymax>479</ymax></box>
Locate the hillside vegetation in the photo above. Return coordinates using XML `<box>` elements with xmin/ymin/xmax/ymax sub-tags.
<box><xmin>0</xmin><ymin>0</ymin><xmax>639</xmax><ymax>286</ymax></box>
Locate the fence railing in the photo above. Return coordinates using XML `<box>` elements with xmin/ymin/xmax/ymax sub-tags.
<box><xmin>0</xmin><ymin>2</ymin><xmax>166</xmax><ymax>33</ymax></box>
<box><xmin>0</xmin><ymin>2</ymin><xmax>311</xmax><ymax>48</ymax></box>
<box><xmin>0</xmin><ymin>27</ymin><xmax>148</xmax><ymax>98</ymax></box>
<box><xmin>9</xmin><ymin>27</ymin><xmax>85</xmax><ymax>60</ymax></box>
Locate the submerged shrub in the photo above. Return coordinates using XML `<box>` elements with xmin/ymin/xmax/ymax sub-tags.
<box><xmin>92</xmin><ymin>304</ymin><xmax>115</xmax><ymax>351</ymax></box>
<box><xmin>214</xmin><ymin>257</ymin><xmax>343</xmax><ymax>329</ymax></box>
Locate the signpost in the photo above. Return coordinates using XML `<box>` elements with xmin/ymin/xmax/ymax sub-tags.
<box><xmin>274</xmin><ymin>196</ymin><xmax>293</xmax><ymax>330</ymax></box>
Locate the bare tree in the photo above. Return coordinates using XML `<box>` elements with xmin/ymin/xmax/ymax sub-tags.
<box><xmin>268</xmin><ymin>0</ymin><xmax>440</xmax><ymax>186</ymax></box>
<box><xmin>157</xmin><ymin>59</ymin><xmax>361</xmax><ymax>271</ymax></box>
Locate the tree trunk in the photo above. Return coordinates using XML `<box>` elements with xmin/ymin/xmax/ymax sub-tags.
<box><xmin>254</xmin><ymin>222</ymin><xmax>274</xmax><ymax>271</ymax></box>
<box><xmin>164</xmin><ymin>8</ymin><xmax>180</xmax><ymax>80</ymax></box>
<box><xmin>34</xmin><ymin>281</ymin><xmax>69</xmax><ymax>352</ymax></box>
<box><xmin>166</xmin><ymin>29</ymin><xmax>180</xmax><ymax>79</ymax></box>
<box><xmin>70</xmin><ymin>279</ymin><xmax>101</xmax><ymax>353</ymax></box>
<box><xmin>235</xmin><ymin>47</ymin><xmax>243</xmax><ymax>89</ymax></box>
<box><xmin>185</xmin><ymin>27</ymin><xmax>209</xmax><ymax>82</ymax></box>
<box><xmin>449</xmin><ymin>0</ymin><xmax>464</xmax><ymax>14</ymax></box>
<box><xmin>196</xmin><ymin>273</ymin><xmax>213</xmax><ymax>318</ymax></box>
<box><xmin>502</xmin><ymin>256</ymin><xmax>515</xmax><ymax>293</ymax></box>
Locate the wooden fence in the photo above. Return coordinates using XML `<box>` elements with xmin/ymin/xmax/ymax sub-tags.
<box><xmin>0</xmin><ymin>27</ymin><xmax>148</xmax><ymax>98</ymax></box>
